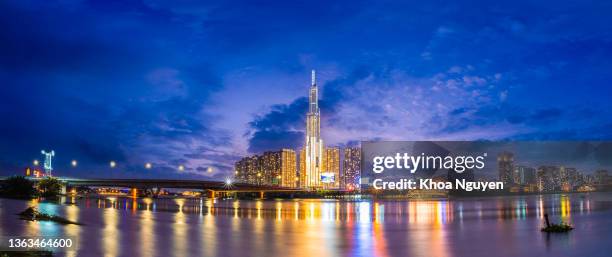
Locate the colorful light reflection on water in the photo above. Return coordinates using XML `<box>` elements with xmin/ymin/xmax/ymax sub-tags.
<box><xmin>0</xmin><ymin>193</ymin><xmax>610</xmax><ymax>257</ymax></box>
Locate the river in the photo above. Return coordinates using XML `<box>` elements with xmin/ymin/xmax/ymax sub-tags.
<box><xmin>1</xmin><ymin>193</ymin><xmax>611</xmax><ymax>257</ymax></box>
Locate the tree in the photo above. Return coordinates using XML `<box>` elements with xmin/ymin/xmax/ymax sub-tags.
<box><xmin>37</xmin><ymin>177</ymin><xmax>63</xmax><ymax>198</ymax></box>
<box><xmin>0</xmin><ymin>176</ymin><xmax>37</xmax><ymax>199</ymax></box>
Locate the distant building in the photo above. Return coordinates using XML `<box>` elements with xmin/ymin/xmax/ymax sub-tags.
<box><xmin>299</xmin><ymin>148</ymin><xmax>306</xmax><ymax>188</ymax></box>
<box><xmin>596</xmin><ymin>170</ymin><xmax>609</xmax><ymax>185</ymax></box>
<box><xmin>322</xmin><ymin>147</ymin><xmax>340</xmax><ymax>189</ymax></box>
<box><xmin>342</xmin><ymin>147</ymin><xmax>361</xmax><ymax>190</ymax></box>
<box><xmin>235</xmin><ymin>155</ymin><xmax>262</xmax><ymax>185</ymax></box>
<box><xmin>537</xmin><ymin>166</ymin><xmax>561</xmax><ymax>192</ymax></box>
<box><xmin>280</xmin><ymin>149</ymin><xmax>297</xmax><ymax>187</ymax></box>
<box><xmin>514</xmin><ymin>165</ymin><xmax>536</xmax><ymax>185</ymax></box>
<box><xmin>234</xmin><ymin>149</ymin><xmax>297</xmax><ymax>187</ymax></box>
<box><xmin>498</xmin><ymin>152</ymin><xmax>514</xmax><ymax>185</ymax></box>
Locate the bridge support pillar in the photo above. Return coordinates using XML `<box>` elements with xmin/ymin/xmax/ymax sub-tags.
<box><xmin>60</xmin><ymin>184</ymin><xmax>67</xmax><ymax>195</ymax></box>
<box><xmin>131</xmin><ymin>188</ymin><xmax>138</xmax><ymax>198</ymax></box>
<box><xmin>208</xmin><ymin>190</ymin><xmax>216</xmax><ymax>199</ymax></box>
<box><xmin>259</xmin><ymin>191</ymin><xmax>265</xmax><ymax>200</ymax></box>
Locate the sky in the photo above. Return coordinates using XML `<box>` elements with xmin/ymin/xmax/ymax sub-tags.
<box><xmin>1</xmin><ymin>0</ymin><xmax>611</xmax><ymax>179</ymax></box>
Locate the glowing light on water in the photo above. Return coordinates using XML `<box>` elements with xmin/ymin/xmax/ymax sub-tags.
<box><xmin>358</xmin><ymin>202</ymin><xmax>371</xmax><ymax>223</ymax></box>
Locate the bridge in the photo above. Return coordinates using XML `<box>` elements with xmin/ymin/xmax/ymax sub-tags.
<box><xmin>1</xmin><ymin>177</ymin><xmax>305</xmax><ymax>198</ymax></box>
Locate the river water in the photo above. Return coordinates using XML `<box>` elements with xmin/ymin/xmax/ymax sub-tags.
<box><xmin>1</xmin><ymin>193</ymin><xmax>611</xmax><ymax>257</ymax></box>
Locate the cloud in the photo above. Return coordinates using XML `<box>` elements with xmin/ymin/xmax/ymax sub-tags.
<box><xmin>2</xmin><ymin>0</ymin><xmax>612</xmax><ymax>180</ymax></box>
<box><xmin>247</xmin><ymin>98</ymin><xmax>308</xmax><ymax>153</ymax></box>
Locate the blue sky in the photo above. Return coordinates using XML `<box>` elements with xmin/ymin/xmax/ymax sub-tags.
<box><xmin>1</xmin><ymin>0</ymin><xmax>611</xmax><ymax>179</ymax></box>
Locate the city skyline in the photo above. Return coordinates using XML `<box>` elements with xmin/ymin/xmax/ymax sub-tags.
<box><xmin>2</xmin><ymin>1</ymin><xmax>612</xmax><ymax>180</ymax></box>
<box><xmin>235</xmin><ymin>73</ymin><xmax>354</xmax><ymax>190</ymax></box>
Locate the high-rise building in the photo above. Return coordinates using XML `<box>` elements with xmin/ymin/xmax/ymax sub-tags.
<box><xmin>261</xmin><ymin>151</ymin><xmax>282</xmax><ymax>185</ymax></box>
<box><xmin>322</xmin><ymin>147</ymin><xmax>340</xmax><ymax>189</ymax></box>
<box><xmin>280</xmin><ymin>149</ymin><xmax>297</xmax><ymax>187</ymax></box>
<box><xmin>498</xmin><ymin>152</ymin><xmax>514</xmax><ymax>185</ymax></box>
<box><xmin>514</xmin><ymin>165</ymin><xmax>536</xmax><ymax>185</ymax></box>
<box><xmin>342</xmin><ymin>147</ymin><xmax>361</xmax><ymax>190</ymax></box>
<box><xmin>234</xmin><ymin>149</ymin><xmax>297</xmax><ymax>187</ymax></box>
<box><xmin>596</xmin><ymin>170</ymin><xmax>609</xmax><ymax>185</ymax></box>
<box><xmin>299</xmin><ymin>148</ymin><xmax>306</xmax><ymax>188</ymax></box>
<box><xmin>235</xmin><ymin>155</ymin><xmax>262</xmax><ymax>185</ymax></box>
<box><xmin>302</xmin><ymin>70</ymin><xmax>324</xmax><ymax>189</ymax></box>
<box><xmin>537</xmin><ymin>166</ymin><xmax>561</xmax><ymax>192</ymax></box>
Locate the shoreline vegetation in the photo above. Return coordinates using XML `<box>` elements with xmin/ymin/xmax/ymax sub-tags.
<box><xmin>0</xmin><ymin>176</ymin><xmax>62</xmax><ymax>200</ymax></box>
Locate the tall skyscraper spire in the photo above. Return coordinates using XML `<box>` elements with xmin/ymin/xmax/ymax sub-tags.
<box><xmin>303</xmin><ymin>69</ymin><xmax>323</xmax><ymax>188</ymax></box>
<box><xmin>311</xmin><ymin>70</ymin><xmax>316</xmax><ymax>86</ymax></box>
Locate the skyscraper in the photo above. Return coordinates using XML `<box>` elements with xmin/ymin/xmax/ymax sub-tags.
<box><xmin>537</xmin><ymin>166</ymin><xmax>561</xmax><ymax>191</ymax></box>
<box><xmin>514</xmin><ymin>165</ymin><xmax>536</xmax><ymax>185</ymax></box>
<box><xmin>498</xmin><ymin>152</ymin><xmax>514</xmax><ymax>185</ymax></box>
<box><xmin>303</xmin><ymin>70</ymin><xmax>324</xmax><ymax>188</ymax></box>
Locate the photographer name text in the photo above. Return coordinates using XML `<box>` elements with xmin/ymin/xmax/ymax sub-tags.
<box><xmin>372</xmin><ymin>179</ymin><xmax>504</xmax><ymax>192</ymax></box>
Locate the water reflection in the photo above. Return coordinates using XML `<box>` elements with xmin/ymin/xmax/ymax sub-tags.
<box><xmin>139</xmin><ymin>210</ymin><xmax>154</xmax><ymax>257</ymax></box>
<box><xmin>70</xmin><ymin>193</ymin><xmax>600</xmax><ymax>224</ymax></box>
<box><xmin>0</xmin><ymin>193</ymin><xmax>608</xmax><ymax>257</ymax></box>
<box><xmin>102</xmin><ymin>208</ymin><xmax>120</xmax><ymax>257</ymax></box>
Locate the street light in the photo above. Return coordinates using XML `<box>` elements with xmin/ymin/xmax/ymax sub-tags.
<box><xmin>145</xmin><ymin>163</ymin><xmax>152</xmax><ymax>169</ymax></box>
<box><xmin>71</xmin><ymin>160</ymin><xmax>78</xmax><ymax>167</ymax></box>
<box><xmin>110</xmin><ymin>161</ymin><xmax>116</xmax><ymax>168</ymax></box>
<box><xmin>33</xmin><ymin>159</ymin><xmax>39</xmax><ymax>166</ymax></box>
<box><xmin>178</xmin><ymin>165</ymin><xmax>185</xmax><ymax>171</ymax></box>
<box><xmin>207</xmin><ymin>167</ymin><xmax>213</xmax><ymax>173</ymax></box>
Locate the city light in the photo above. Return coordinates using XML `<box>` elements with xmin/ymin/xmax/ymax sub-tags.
<box><xmin>33</xmin><ymin>159</ymin><xmax>39</xmax><ymax>166</ymax></box>
<box><xmin>145</xmin><ymin>162</ymin><xmax>152</xmax><ymax>169</ymax></box>
<box><xmin>110</xmin><ymin>161</ymin><xmax>116</xmax><ymax>168</ymax></box>
<box><xmin>178</xmin><ymin>165</ymin><xmax>184</xmax><ymax>171</ymax></box>
<box><xmin>71</xmin><ymin>160</ymin><xmax>78</xmax><ymax>167</ymax></box>
<box><xmin>225</xmin><ymin>178</ymin><xmax>233</xmax><ymax>186</ymax></box>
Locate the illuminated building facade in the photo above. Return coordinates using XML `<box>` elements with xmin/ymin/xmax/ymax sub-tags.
<box><xmin>234</xmin><ymin>149</ymin><xmax>296</xmax><ymax>187</ymax></box>
<box><xmin>537</xmin><ymin>166</ymin><xmax>561</xmax><ymax>191</ymax></box>
<box><xmin>514</xmin><ymin>165</ymin><xmax>536</xmax><ymax>185</ymax></box>
<box><xmin>235</xmin><ymin>155</ymin><xmax>262</xmax><ymax>185</ymax></box>
<box><xmin>342</xmin><ymin>147</ymin><xmax>361</xmax><ymax>190</ymax></box>
<box><xmin>302</xmin><ymin>70</ymin><xmax>324</xmax><ymax>188</ymax></box>
<box><xmin>322</xmin><ymin>147</ymin><xmax>340</xmax><ymax>189</ymax></box>
<box><xmin>498</xmin><ymin>152</ymin><xmax>514</xmax><ymax>185</ymax></box>
<box><xmin>280</xmin><ymin>149</ymin><xmax>297</xmax><ymax>187</ymax></box>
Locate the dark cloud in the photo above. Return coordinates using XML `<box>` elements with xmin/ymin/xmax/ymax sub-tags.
<box><xmin>248</xmin><ymin>130</ymin><xmax>304</xmax><ymax>153</ymax></box>
<box><xmin>247</xmin><ymin>98</ymin><xmax>308</xmax><ymax>153</ymax></box>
